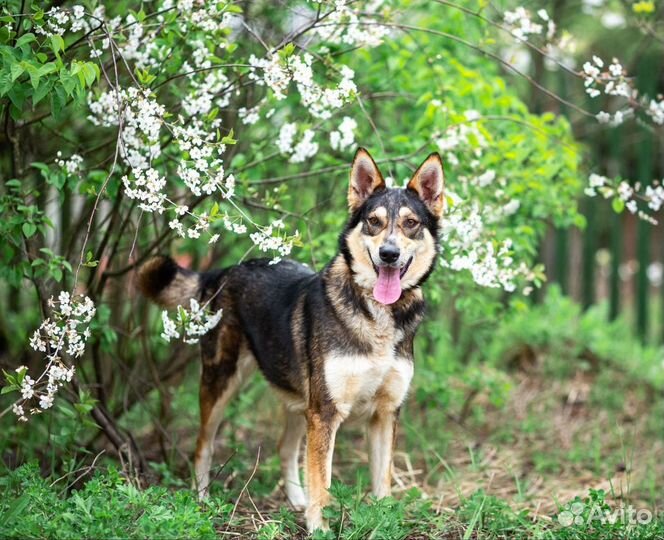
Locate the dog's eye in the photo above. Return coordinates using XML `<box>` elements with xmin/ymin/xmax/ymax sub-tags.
<box><xmin>367</xmin><ymin>216</ymin><xmax>381</xmax><ymax>227</ymax></box>
<box><xmin>404</xmin><ymin>218</ymin><xmax>419</xmax><ymax>228</ymax></box>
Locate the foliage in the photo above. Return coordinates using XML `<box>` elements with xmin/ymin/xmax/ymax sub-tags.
<box><xmin>486</xmin><ymin>285</ymin><xmax>664</xmax><ymax>388</ymax></box>
<box><xmin>0</xmin><ymin>0</ymin><xmax>584</xmax><ymax>433</ymax></box>
<box><xmin>0</xmin><ymin>463</ymin><xmax>227</xmax><ymax>539</ymax></box>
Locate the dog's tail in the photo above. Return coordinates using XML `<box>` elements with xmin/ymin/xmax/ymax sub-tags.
<box><xmin>137</xmin><ymin>255</ymin><xmax>201</xmax><ymax>309</ymax></box>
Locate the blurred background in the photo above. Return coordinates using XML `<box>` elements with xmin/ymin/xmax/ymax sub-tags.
<box><xmin>514</xmin><ymin>0</ymin><xmax>664</xmax><ymax>343</ymax></box>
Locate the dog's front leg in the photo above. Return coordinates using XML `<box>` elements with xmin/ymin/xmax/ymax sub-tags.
<box><xmin>368</xmin><ymin>409</ymin><xmax>397</xmax><ymax>498</ymax></box>
<box><xmin>304</xmin><ymin>411</ymin><xmax>339</xmax><ymax>532</ymax></box>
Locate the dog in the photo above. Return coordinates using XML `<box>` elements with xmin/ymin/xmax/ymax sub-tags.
<box><xmin>137</xmin><ymin>148</ymin><xmax>443</xmax><ymax>531</ymax></box>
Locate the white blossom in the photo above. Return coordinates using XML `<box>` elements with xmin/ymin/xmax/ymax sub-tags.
<box><xmin>15</xmin><ymin>293</ymin><xmax>93</xmax><ymax>421</ymax></box>
<box><xmin>290</xmin><ymin>129</ymin><xmax>318</xmax><ymax>163</ymax></box>
<box><xmin>617</xmin><ymin>181</ymin><xmax>633</xmax><ymax>201</ymax></box>
<box><xmin>249</xmin><ymin>53</ymin><xmax>356</xmax><ymax>119</ymax></box>
<box><xmin>596</xmin><ymin>111</ymin><xmax>610</xmax><ymax>124</ymax></box>
<box><xmin>250</xmin><ymin>220</ymin><xmax>298</xmax><ymax>260</ymax></box>
<box><xmin>312</xmin><ymin>1</ymin><xmax>389</xmax><ymax>47</ymax></box>
<box><xmin>161</xmin><ymin>299</ymin><xmax>222</xmax><ymax>344</ymax></box>
<box><xmin>238</xmin><ymin>105</ymin><xmax>261</xmax><ymax>125</ymax></box>
<box><xmin>645</xmin><ymin>185</ymin><xmax>664</xmax><ymax>211</ymax></box>
<box><xmin>476</xmin><ymin>170</ymin><xmax>496</xmax><ymax>187</ymax></box>
<box><xmin>56</xmin><ymin>152</ymin><xmax>84</xmax><ymax>175</ymax></box>
<box><xmin>502</xmin><ymin>199</ymin><xmax>521</xmax><ymax>216</ymax></box>
<box><xmin>277</xmin><ymin>123</ymin><xmax>297</xmax><ymax>155</ymax></box>
<box><xmin>88</xmin><ymin>87</ymin><xmax>165</xmax><ymax>170</ymax></box>
<box><xmin>122</xmin><ymin>168</ymin><xmax>167</xmax><ymax>213</ymax></box>
<box><xmin>503</xmin><ymin>7</ymin><xmax>554</xmax><ymax>42</ymax></box>
<box><xmin>330</xmin><ymin>116</ymin><xmax>357</xmax><ymax>151</ymax></box>
<box><xmin>646</xmin><ymin>99</ymin><xmax>664</xmax><ymax>125</ymax></box>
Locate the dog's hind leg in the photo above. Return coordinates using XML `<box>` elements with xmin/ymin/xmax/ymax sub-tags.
<box><xmin>368</xmin><ymin>409</ymin><xmax>397</xmax><ymax>498</ymax></box>
<box><xmin>193</xmin><ymin>331</ymin><xmax>255</xmax><ymax>499</ymax></box>
<box><xmin>278</xmin><ymin>409</ymin><xmax>306</xmax><ymax>509</ymax></box>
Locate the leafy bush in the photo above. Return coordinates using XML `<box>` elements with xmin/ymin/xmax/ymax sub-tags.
<box><xmin>486</xmin><ymin>285</ymin><xmax>664</xmax><ymax>388</ymax></box>
<box><xmin>0</xmin><ymin>0</ymin><xmax>584</xmax><ymax>462</ymax></box>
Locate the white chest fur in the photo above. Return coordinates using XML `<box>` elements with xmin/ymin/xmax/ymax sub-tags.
<box><xmin>324</xmin><ymin>351</ymin><xmax>414</xmax><ymax>421</ymax></box>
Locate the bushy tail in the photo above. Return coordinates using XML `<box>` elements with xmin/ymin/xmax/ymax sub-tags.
<box><xmin>137</xmin><ymin>255</ymin><xmax>201</xmax><ymax>309</ymax></box>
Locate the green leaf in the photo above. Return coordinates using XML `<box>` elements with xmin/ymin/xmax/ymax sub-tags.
<box><xmin>32</xmin><ymin>79</ymin><xmax>53</xmax><ymax>105</ymax></box>
<box><xmin>38</xmin><ymin>62</ymin><xmax>56</xmax><ymax>76</ymax></box>
<box><xmin>51</xmin><ymin>84</ymin><xmax>68</xmax><ymax>119</ymax></box>
<box><xmin>59</xmin><ymin>69</ymin><xmax>77</xmax><ymax>96</ymax></box>
<box><xmin>0</xmin><ymin>25</ymin><xmax>11</xmax><ymax>44</ymax></box>
<box><xmin>135</xmin><ymin>67</ymin><xmax>155</xmax><ymax>85</ymax></box>
<box><xmin>8</xmin><ymin>100</ymin><xmax>22</xmax><ymax>120</ymax></box>
<box><xmin>221</xmin><ymin>128</ymin><xmax>237</xmax><ymax>145</ymax></box>
<box><xmin>50</xmin><ymin>34</ymin><xmax>65</xmax><ymax>55</ymax></box>
<box><xmin>25</xmin><ymin>63</ymin><xmax>41</xmax><ymax>90</ymax></box>
<box><xmin>22</xmin><ymin>222</ymin><xmax>36</xmax><ymax>238</ymax></box>
<box><xmin>278</xmin><ymin>43</ymin><xmax>295</xmax><ymax>59</ymax></box>
<box><xmin>0</xmin><ymin>68</ymin><xmax>12</xmax><ymax>96</ymax></box>
<box><xmin>16</xmin><ymin>32</ymin><xmax>36</xmax><ymax>48</ymax></box>
<box><xmin>83</xmin><ymin>250</ymin><xmax>98</xmax><ymax>267</ymax></box>
<box><xmin>206</xmin><ymin>107</ymin><xmax>219</xmax><ymax>121</ymax></box>
<box><xmin>10</xmin><ymin>62</ymin><xmax>24</xmax><ymax>81</ymax></box>
<box><xmin>612</xmin><ymin>198</ymin><xmax>625</xmax><ymax>214</ymax></box>
<box><xmin>81</xmin><ymin>62</ymin><xmax>99</xmax><ymax>86</ymax></box>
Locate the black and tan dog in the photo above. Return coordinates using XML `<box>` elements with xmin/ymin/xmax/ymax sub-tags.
<box><xmin>138</xmin><ymin>148</ymin><xmax>444</xmax><ymax>531</ymax></box>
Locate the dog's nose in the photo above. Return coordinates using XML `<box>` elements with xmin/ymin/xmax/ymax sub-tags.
<box><xmin>379</xmin><ymin>244</ymin><xmax>400</xmax><ymax>264</ymax></box>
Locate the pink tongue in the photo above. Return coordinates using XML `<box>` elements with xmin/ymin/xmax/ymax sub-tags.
<box><xmin>373</xmin><ymin>266</ymin><xmax>402</xmax><ymax>305</ymax></box>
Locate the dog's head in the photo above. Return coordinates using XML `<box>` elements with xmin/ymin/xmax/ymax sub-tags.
<box><xmin>340</xmin><ymin>148</ymin><xmax>443</xmax><ymax>305</ymax></box>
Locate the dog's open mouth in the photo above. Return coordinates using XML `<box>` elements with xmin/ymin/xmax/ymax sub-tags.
<box><xmin>370</xmin><ymin>255</ymin><xmax>413</xmax><ymax>305</ymax></box>
<box><xmin>368</xmin><ymin>252</ymin><xmax>413</xmax><ymax>278</ymax></box>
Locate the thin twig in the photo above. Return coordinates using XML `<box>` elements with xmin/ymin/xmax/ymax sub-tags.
<box><xmin>225</xmin><ymin>446</ymin><xmax>262</xmax><ymax>532</ymax></box>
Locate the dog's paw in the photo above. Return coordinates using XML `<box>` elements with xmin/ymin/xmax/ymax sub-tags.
<box><xmin>193</xmin><ymin>483</ymin><xmax>209</xmax><ymax>501</ymax></box>
<box><xmin>286</xmin><ymin>487</ymin><xmax>307</xmax><ymax>511</ymax></box>
<box><xmin>305</xmin><ymin>506</ymin><xmax>329</xmax><ymax>533</ymax></box>
<box><xmin>307</xmin><ymin>519</ymin><xmax>329</xmax><ymax>534</ymax></box>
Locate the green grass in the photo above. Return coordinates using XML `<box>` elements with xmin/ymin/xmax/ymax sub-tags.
<box><xmin>3</xmin><ymin>463</ymin><xmax>664</xmax><ymax>539</ymax></box>
<box><xmin>0</xmin><ymin>464</ymin><xmax>229</xmax><ymax>539</ymax></box>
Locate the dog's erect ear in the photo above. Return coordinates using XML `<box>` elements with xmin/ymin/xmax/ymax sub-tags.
<box><xmin>348</xmin><ymin>148</ymin><xmax>386</xmax><ymax>212</ymax></box>
<box><xmin>407</xmin><ymin>153</ymin><xmax>445</xmax><ymax>217</ymax></box>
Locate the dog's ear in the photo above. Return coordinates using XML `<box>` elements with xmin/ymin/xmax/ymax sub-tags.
<box><xmin>348</xmin><ymin>148</ymin><xmax>385</xmax><ymax>212</ymax></box>
<box><xmin>407</xmin><ymin>153</ymin><xmax>445</xmax><ymax>217</ymax></box>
